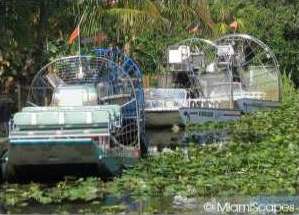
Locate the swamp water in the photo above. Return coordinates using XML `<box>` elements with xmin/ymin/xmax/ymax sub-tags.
<box><xmin>0</xmin><ymin>129</ymin><xmax>193</xmax><ymax>214</ymax></box>
<box><xmin>1</xmin><ymin>129</ymin><xmax>297</xmax><ymax>214</ymax></box>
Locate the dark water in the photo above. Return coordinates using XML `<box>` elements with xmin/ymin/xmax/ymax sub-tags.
<box><xmin>1</xmin><ymin>130</ymin><xmax>299</xmax><ymax>214</ymax></box>
<box><xmin>4</xmin><ymin>195</ymin><xmax>179</xmax><ymax>214</ymax></box>
<box><xmin>0</xmin><ymin>128</ymin><xmax>225</xmax><ymax>214</ymax></box>
<box><xmin>147</xmin><ymin>127</ymin><xmax>185</xmax><ymax>151</ymax></box>
<box><xmin>0</xmin><ymin>129</ymin><xmax>188</xmax><ymax>214</ymax></box>
<box><xmin>4</xmin><ymin>194</ymin><xmax>299</xmax><ymax>214</ymax></box>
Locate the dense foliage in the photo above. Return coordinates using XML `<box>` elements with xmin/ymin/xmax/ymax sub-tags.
<box><xmin>1</xmin><ymin>0</ymin><xmax>298</xmax><ymax>92</ymax></box>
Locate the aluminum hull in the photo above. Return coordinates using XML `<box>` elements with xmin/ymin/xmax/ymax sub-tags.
<box><xmin>180</xmin><ymin>107</ymin><xmax>241</xmax><ymax>125</ymax></box>
<box><xmin>236</xmin><ymin>98</ymin><xmax>280</xmax><ymax>113</ymax></box>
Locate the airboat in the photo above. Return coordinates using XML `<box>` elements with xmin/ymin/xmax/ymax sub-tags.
<box><xmin>214</xmin><ymin>34</ymin><xmax>281</xmax><ymax>113</ymax></box>
<box><xmin>180</xmin><ymin>34</ymin><xmax>281</xmax><ymax>125</ymax></box>
<box><xmin>144</xmin><ymin>38</ymin><xmax>223</xmax><ymax>127</ymax></box>
<box><xmin>143</xmin><ymin>34</ymin><xmax>281</xmax><ymax>126</ymax></box>
<box><xmin>1</xmin><ymin>55</ymin><xmax>145</xmax><ymax>180</ymax></box>
<box><xmin>144</xmin><ymin>37</ymin><xmax>242</xmax><ymax>126</ymax></box>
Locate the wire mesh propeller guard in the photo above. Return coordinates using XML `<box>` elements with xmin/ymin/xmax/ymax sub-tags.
<box><xmin>28</xmin><ymin>56</ymin><xmax>142</xmax><ymax>157</ymax></box>
<box><xmin>93</xmin><ymin>48</ymin><xmax>146</xmax><ymax>153</ymax></box>
<box><xmin>93</xmin><ymin>48</ymin><xmax>143</xmax><ymax>87</ymax></box>
<box><xmin>215</xmin><ymin>34</ymin><xmax>281</xmax><ymax>102</ymax></box>
<box><xmin>167</xmin><ymin>38</ymin><xmax>218</xmax><ymax>98</ymax></box>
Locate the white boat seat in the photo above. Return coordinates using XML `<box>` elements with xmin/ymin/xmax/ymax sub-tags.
<box><xmin>14</xmin><ymin>110</ymin><xmax>111</xmax><ymax>130</ymax></box>
<box><xmin>21</xmin><ymin>105</ymin><xmax>121</xmax><ymax>127</ymax></box>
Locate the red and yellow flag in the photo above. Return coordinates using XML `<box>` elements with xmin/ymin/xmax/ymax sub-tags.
<box><xmin>68</xmin><ymin>27</ymin><xmax>79</xmax><ymax>45</ymax></box>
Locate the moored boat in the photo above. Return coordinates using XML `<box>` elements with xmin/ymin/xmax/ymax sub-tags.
<box><xmin>1</xmin><ymin>55</ymin><xmax>145</xmax><ymax>181</ymax></box>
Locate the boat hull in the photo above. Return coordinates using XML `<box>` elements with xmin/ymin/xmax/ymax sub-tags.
<box><xmin>179</xmin><ymin>107</ymin><xmax>241</xmax><ymax>125</ymax></box>
<box><xmin>2</xmin><ymin>137</ymin><xmax>138</xmax><ymax>179</ymax></box>
<box><xmin>236</xmin><ymin>98</ymin><xmax>280</xmax><ymax>113</ymax></box>
<box><xmin>8</xmin><ymin>138</ymin><xmax>102</xmax><ymax>165</ymax></box>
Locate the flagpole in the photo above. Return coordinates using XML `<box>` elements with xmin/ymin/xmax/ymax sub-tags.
<box><xmin>78</xmin><ymin>25</ymin><xmax>81</xmax><ymax>56</ymax></box>
<box><xmin>77</xmin><ymin>10</ymin><xmax>86</xmax><ymax>79</ymax></box>
<box><xmin>77</xmin><ymin>11</ymin><xmax>85</xmax><ymax>57</ymax></box>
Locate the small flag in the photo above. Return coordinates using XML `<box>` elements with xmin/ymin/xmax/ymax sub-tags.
<box><xmin>68</xmin><ymin>27</ymin><xmax>79</xmax><ymax>45</ymax></box>
<box><xmin>230</xmin><ymin>20</ymin><xmax>238</xmax><ymax>32</ymax></box>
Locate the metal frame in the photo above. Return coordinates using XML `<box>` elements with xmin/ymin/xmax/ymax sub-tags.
<box><xmin>93</xmin><ymin>48</ymin><xmax>146</xmax><ymax>149</ymax></box>
<box><xmin>19</xmin><ymin>55</ymin><xmax>143</xmax><ymax>153</ymax></box>
<box><xmin>167</xmin><ymin>38</ymin><xmax>218</xmax><ymax>97</ymax></box>
<box><xmin>215</xmin><ymin>34</ymin><xmax>281</xmax><ymax>102</ymax></box>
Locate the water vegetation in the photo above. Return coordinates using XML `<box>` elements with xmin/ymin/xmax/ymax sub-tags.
<box><xmin>1</xmin><ymin>178</ymin><xmax>105</xmax><ymax>206</ymax></box>
<box><xmin>110</xmin><ymin>75</ymin><xmax>299</xmax><ymax>199</ymax></box>
<box><xmin>1</xmin><ymin>75</ymin><xmax>299</xmax><ymax>213</ymax></box>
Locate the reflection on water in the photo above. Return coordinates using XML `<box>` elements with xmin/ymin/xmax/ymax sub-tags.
<box><xmin>147</xmin><ymin>127</ymin><xmax>185</xmax><ymax>153</ymax></box>
<box><xmin>1</xmin><ymin>128</ymin><xmax>229</xmax><ymax>214</ymax></box>
<box><xmin>4</xmin><ymin>194</ymin><xmax>299</xmax><ymax>214</ymax></box>
<box><xmin>147</xmin><ymin>127</ymin><xmax>230</xmax><ymax>154</ymax></box>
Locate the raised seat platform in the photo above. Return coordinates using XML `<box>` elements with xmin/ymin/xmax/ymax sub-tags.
<box><xmin>20</xmin><ymin>105</ymin><xmax>121</xmax><ymax>128</ymax></box>
<box><xmin>22</xmin><ymin>105</ymin><xmax>120</xmax><ymax>121</ymax></box>
<box><xmin>14</xmin><ymin>109</ymin><xmax>111</xmax><ymax>130</ymax></box>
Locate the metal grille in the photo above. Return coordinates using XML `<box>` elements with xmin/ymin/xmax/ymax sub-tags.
<box><xmin>94</xmin><ymin>48</ymin><xmax>146</xmax><ymax>152</ymax></box>
<box><xmin>167</xmin><ymin>38</ymin><xmax>218</xmax><ymax>97</ymax></box>
<box><xmin>215</xmin><ymin>34</ymin><xmax>281</xmax><ymax>102</ymax></box>
<box><xmin>27</xmin><ymin>55</ymin><xmax>142</xmax><ymax>158</ymax></box>
<box><xmin>149</xmin><ymin>34</ymin><xmax>281</xmax><ymax>114</ymax></box>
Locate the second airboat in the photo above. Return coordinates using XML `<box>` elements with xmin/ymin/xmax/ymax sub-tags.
<box><xmin>144</xmin><ymin>34</ymin><xmax>281</xmax><ymax>127</ymax></box>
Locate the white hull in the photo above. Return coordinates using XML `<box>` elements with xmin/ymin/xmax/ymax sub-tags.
<box><xmin>179</xmin><ymin>107</ymin><xmax>241</xmax><ymax>125</ymax></box>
